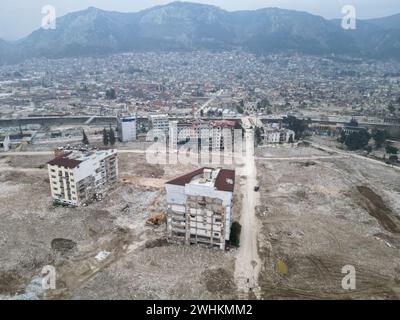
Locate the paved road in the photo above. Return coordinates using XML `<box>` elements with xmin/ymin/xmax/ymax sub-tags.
<box><xmin>196</xmin><ymin>89</ymin><xmax>224</xmax><ymax>116</ymax></box>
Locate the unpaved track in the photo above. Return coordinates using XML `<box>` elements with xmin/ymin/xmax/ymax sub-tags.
<box><xmin>234</xmin><ymin>125</ymin><xmax>261</xmax><ymax>299</ymax></box>
<box><xmin>307</xmin><ymin>141</ymin><xmax>400</xmax><ymax>172</ymax></box>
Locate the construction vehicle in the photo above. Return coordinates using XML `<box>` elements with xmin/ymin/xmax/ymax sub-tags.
<box><xmin>146</xmin><ymin>214</ymin><xmax>166</xmax><ymax>226</ymax></box>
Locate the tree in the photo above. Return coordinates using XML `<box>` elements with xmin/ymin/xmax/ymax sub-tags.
<box><xmin>106</xmin><ymin>88</ymin><xmax>117</xmax><ymax>100</ymax></box>
<box><xmin>338</xmin><ymin>131</ymin><xmax>347</xmax><ymax>144</ymax></box>
<box><xmin>349</xmin><ymin>118</ymin><xmax>359</xmax><ymax>127</ymax></box>
<box><xmin>386</xmin><ymin>145</ymin><xmax>398</xmax><ymax>155</ymax></box>
<box><xmin>257</xmin><ymin>98</ymin><xmax>270</xmax><ymax>110</ymax></box>
<box><xmin>255</xmin><ymin>127</ymin><xmax>263</xmax><ymax>145</ymax></box>
<box><xmin>371</xmin><ymin>129</ymin><xmax>387</xmax><ymax>148</ymax></box>
<box><xmin>388</xmin><ymin>103</ymin><xmax>395</xmax><ymax>114</ymax></box>
<box><xmin>365</xmin><ymin>145</ymin><xmax>372</xmax><ymax>154</ymax></box>
<box><xmin>109</xmin><ymin>125</ymin><xmax>116</xmax><ymax>146</ymax></box>
<box><xmin>345</xmin><ymin>130</ymin><xmax>371</xmax><ymax>151</ymax></box>
<box><xmin>229</xmin><ymin>222</ymin><xmax>242</xmax><ymax>248</ymax></box>
<box><xmin>283</xmin><ymin>116</ymin><xmax>309</xmax><ymax>139</ymax></box>
<box><xmin>82</xmin><ymin>130</ymin><xmax>89</xmax><ymax>145</ymax></box>
<box><xmin>103</xmin><ymin>128</ymin><xmax>109</xmax><ymax>146</ymax></box>
<box><xmin>389</xmin><ymin>155</ymin><xmax>398</xmax><ymax>164</ymax></box>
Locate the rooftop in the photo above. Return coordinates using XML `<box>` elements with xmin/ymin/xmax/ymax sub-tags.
<box><xmin>166</xmin><ymin>167</ymin><xmax>235</xmax><ymax>192</ymax></box>
<box><xmin>47</xmin><ymin>157</ymin><xmax>82</xmax><ymax>169</ymax></box>
<box><xmin>48</xmin><ymin>149</ymin><xmax>117</xmax><ymax>168</ymax></box>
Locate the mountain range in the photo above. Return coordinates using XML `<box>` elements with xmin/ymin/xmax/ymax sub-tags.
<box><xmin>1</xmin><ymin>1</ymin><xmax>399</xmax><ymax>64</ymax></box>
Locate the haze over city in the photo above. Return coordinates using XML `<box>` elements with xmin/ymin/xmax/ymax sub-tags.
<box><xmin>1</xmin><ymin>0</ymin><xmax>400</xmax><ymax>40</ymax></box>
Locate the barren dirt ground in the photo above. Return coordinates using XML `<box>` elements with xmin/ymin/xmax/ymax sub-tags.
<box><xmin>0</xmin><ymin>153</ymin><xmax>236</xmax><ymax>300</ymax></box>
<box><xmin>256</xmin><ymin>145</ymin><xmax>400</xmax><ymax>299</ymax></box>
<box><xmin>1</xmin><ymin>143</ymin><xmax>400</xmax><ymax>300</ymax></box>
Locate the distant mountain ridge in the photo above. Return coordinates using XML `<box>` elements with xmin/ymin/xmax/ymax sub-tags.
<box><xmin>1</xmin><ymin>1</ymin><xmax>399</xmax><ymax>63</ymax></box>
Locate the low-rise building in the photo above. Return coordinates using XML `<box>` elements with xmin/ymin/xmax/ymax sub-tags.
<box><xmin>47</xmin><ymin>149</ymin><xmax>118</xmax><ymax>206</ymax></box>
<box><xmin>165</xmin><ymin>167</ymin><xmax>235</xmax><ymax>250</ymax></box>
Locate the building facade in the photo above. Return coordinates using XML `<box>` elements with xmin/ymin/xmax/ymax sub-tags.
<box><xmin>47</xmin><ymin>149</ymin><xmax>118</xmax><ymax>206</ymax></box>
<box><xmin>168</xmin><ymin>120</ymin><xmax>236</xmax><ymax>151</ymax></box>
<box><xmin>165</xmin><ymin>167</ymin><xmax>235</xmax><ymax>250</ymax></box>
<box><xmin>118</xmin><ymin>116</ymin><xmax>137</xmax><ymax>142</ymax></box>
<box><xmin>263</xmin><ymin>128</ymin><xmax>295</xmax><ymax>144</ymax></box>
<box><xmin>148</xmin><ymin>114</ymin><xmax>170</xmax><ymax>141</ymax></box>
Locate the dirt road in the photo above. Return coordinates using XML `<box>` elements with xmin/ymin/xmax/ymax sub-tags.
<box><xmin>234</xmin><ymin>126</ymin><xmax>261</xmax><ymax>299</ymax></box>
<box><xmin>306</xmin><ymin>140</ymin><xmax>400</xmax><ymax>172</ymax></box>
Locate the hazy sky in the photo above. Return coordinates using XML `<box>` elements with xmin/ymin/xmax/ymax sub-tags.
<box><xmin>1</xmin><ymin>0</ymin><xmax>399</xmax><ymax>40</ymax></box>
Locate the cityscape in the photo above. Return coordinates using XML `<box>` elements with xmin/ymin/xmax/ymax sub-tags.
<box><xmin>0</xmin><ymin>0</ymin><xmax>399</xmax><ymax>306</ymax></box>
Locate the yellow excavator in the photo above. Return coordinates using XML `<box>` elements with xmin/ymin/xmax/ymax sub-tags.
<box><xmin>146</xmin><ymin>214</ymin><xmax>166</xmax><ymax>226</ymax></box>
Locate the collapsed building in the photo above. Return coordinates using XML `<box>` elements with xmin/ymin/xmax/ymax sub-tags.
<box><xmin>47</xmin><ymin>149</ymin><xmax>118</xmax><ymax>206</ymax></box>
<box><xmin>263</xmin><ymin>123</ymin><xmax>295</xmax><ymax>144</ymax></box>
<box><xmin>165</xmin><ymin>167</ymin><xmax>235</xmax><ymax>250</ymax></box>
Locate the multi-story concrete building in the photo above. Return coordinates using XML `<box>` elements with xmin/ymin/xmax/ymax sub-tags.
<box><xmin>165</xmin><ymin>167</ymin><xmax>235</xmax><ymax>250</ymax></box>
<box><xmin>168</xmin><ymin>120</ymin><xmax>236</xmax><ymax>151</ymax></box>
<box><xmin>0</xmin><ymin>135</ymin><xmax>10</xmax><ymax>152</ymax></box>
<box><xmin>149</xmin><ymin>114</ymin><xmax>170</xmax><ymax>141</ymax></box>
<box><xmin>118</xmin><ymin>116</ymin><xmax>137</xmax><ymax>142</ymax></box>
<box><xmin>47</xmin><ymin>149</ymin><xmax>118</xmax><ymax>206</ymax></box>
<box><xmin>210</xmin><ymin>120</ymin><xmax>235</xmax><ymax>151</ymax></box>
<box><xmin>263</xmin><ymin>128</ymin><xmax>295</xmax><ymax>144</ymax></box>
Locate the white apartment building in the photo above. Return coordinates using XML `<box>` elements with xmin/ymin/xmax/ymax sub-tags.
<box><xmin>165</xmin><ymin>167</ymin><xmax>235</xmax><ymax>250</ymax></box>
<box><xmin>47</xmin><ymin>149</ymin><xmax>118</xmax><ymax>206</ymax></box>
<box><xmin>118</xmin><ymin>116</ymin><xmax>137</xmax><ymax>142</ymax></box>
<box><xmin>168</xmin><ymin>120</ymin><xmax>235</xmax><ymax>151</ymax></box>
<box><xmin>148</xmin><ymin>114</ymin><xmax>170</xmax><ymax>141</ymax></box>
<box><xmin>264</xmin><ymin>128</ymin><xmax>295</xmax><ymax>144</ymax></box>
<box><xmin>1</xmin><ymin>135</ymin><xmax>10</xmax><ymax>152</ymax></box>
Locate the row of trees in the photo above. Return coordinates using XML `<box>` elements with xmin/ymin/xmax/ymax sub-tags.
<box><xmin>367</xmin><ymin>129</ymin><xmax>399</xmax><ymax>163</ymax></box>
<box><xmin>283</xmin><ymin>116</ymin><xmax>310</xmax><ymax>139</ymax></box>
<box><xmin>103</xmin><ymin>126</ymin><xmax>116</xmax><ymax>146</ymax></box>
<box><xmin>385</xmin><ymin>144</ymin><xmax>399</xmax><ymax>164</ymax></box>
<box><xmin>81</xmin><ymin>126</ymin><xmax>117</xmax><ymax>146</ymax></box>
<box><xmin>337</xmin><ymin>127</ymin><xmax>399</xmax><ymax>164</ymax></box>
<box><xmin>338</xmin><ymin>130</ymin><xmax>371</xmax><ymax>151</ymax></box>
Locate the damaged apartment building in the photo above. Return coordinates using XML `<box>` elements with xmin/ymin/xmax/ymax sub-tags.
<box><xmin>47</xmin><ymin>149</ymin><xmax>118</xmax><ymax>206</ymax></box>
<box><xmin>165</xmin><ymin>167</ymin><xmax>235</xmax><ymax>250</ymax></box>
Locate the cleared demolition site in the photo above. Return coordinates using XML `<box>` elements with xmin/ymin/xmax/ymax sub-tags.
<box><xmin>0</xmin><ymin>151</ymin><xmax>238</xmax><ymax>300</ymax></box>
<box><xmin>256</xmin><ymin>145</ymin><xmax>400</xmax><ymax>299</ymax></box>
<box><xmin>0</xmin><ymin>139</ymin><xmax>399</xmax><ymax>300</ymax></box>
